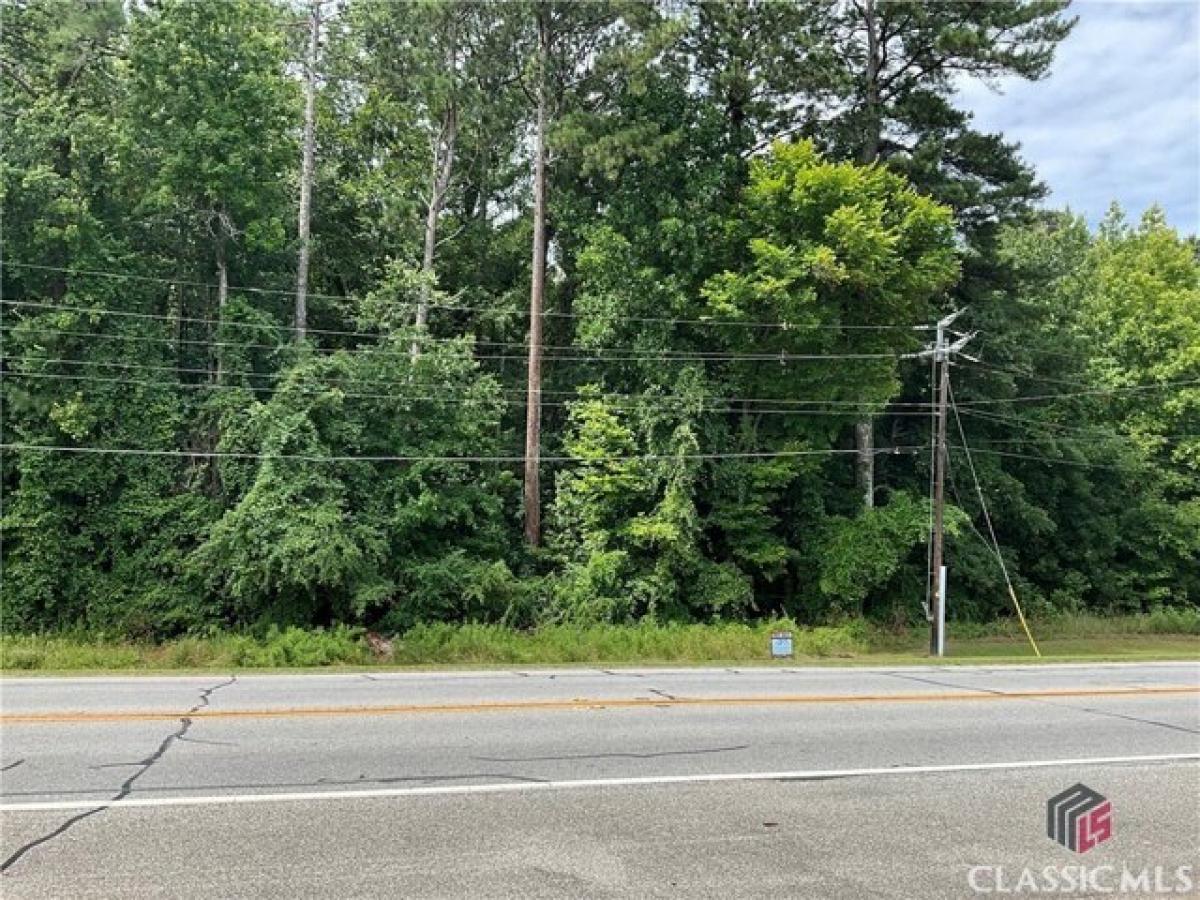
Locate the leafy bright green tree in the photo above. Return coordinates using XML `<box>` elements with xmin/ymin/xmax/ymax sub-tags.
<box><xmin>1087</xmin><ymin>207</ymin><xmax>1200</xmax><ymax>480</ymax></box>
<box><xmin>554</xmin><ymin>141</ymin><xmax>958</xmax><ymax>620</ymax></box>
<box><xmin>126</xmin><ymin>0</ymin><xmax>296</xmax><ymax>334</ymax></box>
<box><xmin>945</xmin><ymin>208</ymin><xmax>1200</xmax><ymax>616</ymax></box>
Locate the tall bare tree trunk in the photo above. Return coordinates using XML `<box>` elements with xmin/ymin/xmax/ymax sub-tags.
<box><xmin>215</xmin><ymin>238</ymin><xmax>228</xmax><ymax>385</ymax></box>
<box><xmin>855</xmin><ymin>420</ymin><xmax>874</xmax><ymax>508</ymax></box>
<box><xmin>523</xmin><ymin>12</ymin><xmax>549</xmax><ymax>547</ymax></box>
<box><xmin>203</xmin><ymin>240</ymin><xmax>231</xmax><ymax>495</ymax></box>
<box><xmin>859</xmin><ymin>0</ymin><xmax>881</xmax><ymax>167</ymax></box>
<box><xmin>174</xmin><ymin>278</ymin><xmax>185</xmax><ymax>362</ymax></box>
<box><xmin>295</xmin><ymin>0</ymin><xmax>321</xmax><ymax>343</ymax></box>
<box><xmin>412</xmin><ymin>105</ymin><xmax>457</xmax><ymax>358</ymax></box>
<box><xmin>216</xmin><ymin>246</ymin><xmax>229</xmax><ymax>309</ymax></box>
<box><xmin>856</xmin><ymin>0</ymin><xmax>881</xmax><ymax>508</ymax></box>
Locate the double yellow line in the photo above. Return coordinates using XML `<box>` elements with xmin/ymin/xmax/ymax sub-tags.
<box><xmin>3</xmin><ymin>685</ymin><xmax>1196</xmax><ymax>724</ymax></box>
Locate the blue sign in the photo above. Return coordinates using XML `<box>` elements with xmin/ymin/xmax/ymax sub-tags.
<box><xmin>770</xmin><ymin>631</ymin><xmax>793</xmax><ymax>658</ymax></box>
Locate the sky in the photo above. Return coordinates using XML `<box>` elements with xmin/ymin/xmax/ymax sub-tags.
<box><xmin>955</xmin><ymin>0</ymin><xmax>1200</xmax><ymax>234</ymax></box>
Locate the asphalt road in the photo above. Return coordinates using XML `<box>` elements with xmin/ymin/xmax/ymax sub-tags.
<box><xmin>2</xmin><ymin>663</ymin><xmax>1198</xmax><ymax>898</ymax></box>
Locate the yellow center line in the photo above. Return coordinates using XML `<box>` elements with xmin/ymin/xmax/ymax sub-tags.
<box><xmin>2</xmin><ymin>685</ymin><xmax>1196</xmax><ymax>724</ymax></box>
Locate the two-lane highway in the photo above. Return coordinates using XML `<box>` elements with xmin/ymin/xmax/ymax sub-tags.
<box><xmin>2</xmin><ymin>663</ymin><xmax>1198</xmax><ymax>898</ymax></box>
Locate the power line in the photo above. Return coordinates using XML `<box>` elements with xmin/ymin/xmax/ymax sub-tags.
<box><xmin>0</xmin><ymin>442</ymin><xmax>929</xmax><ymax>465</ymax></box>
<box><xmin>1</xmin><ymin>263</ymin><xmax>933</xmax><ymax>332</ymax></box>
<box><xmin>967</xmin><ymin>359</ymin><xmax>1103</xmax><ymax>390</ymax></box>
<box><xmin>964</xmin><ymin>434</ymin><xmax>1196</xmax><ymax>447</ymax></box>
<box><xmin>0</xmin><ymin>298</ymin><xmax>915</xmax><ymax>359</ymax></box>
<box><xmin>8</xmin><ymin>356</ymin><xmax>274</xmax><ymax>384</ymax></box>
<box><xmin>15</xmin><ymin>327</ymin><xmax>1188</xmax><ymax>409</ymax></box>
<box><xmin>0</xmin><ymin>355</ymin><xmax>937</xmax><ymax>411</ymax></box>
<box><xmin>959</xmin><ymin>407</ymin><xmax>1198</xmax><ymax>443</ymax></box>
<box><xmin>944</xmin><ymin>452</ymin><xmax>989</xmax><ymax>548</ymax></box>
<box><xmin>0</xmin><ymin>322</ymin><xmax>906</xmax><ymax>364</ymax></box>
<box><xmin>953</xmin><ymin>379</ymin><xmax>1200</xmax><ymax>407</ymax></box>
<box><xmin>949</xmin><ymin>444</ymin><xmax>1130</xmax><ymax>472</ymax></box>
<box><xmin>3</xmin><ymin>369</ymin><xmax>941</xmax><ymax>417</ymax></box>
<box><xmin>2</xmin><ymin>298</ymin><xmax>349</xmax><ymax>339</ymax></box>
<box><xmin>948</xmin><ymin>384</ymin><xmax>1040</xmax><ymax>657</ymax></box>
<box><xmin>3</xmin><ymin>370</ymin><xmax>505</xmax><ymax>407</ymax></box>
<box><xmin>972</xmin><ymin>341</ymin><xmax>1112</xmax><ymax>364</ymax></box>
<box><xmin>958</xmin><ymin>407</ymin><xmax>1122</xmax><ymax>436</ymax></box>
<box><xmin>0</xmin><ymin>322</ymin><xmax>475</xmax><ymax>359</ymax></box>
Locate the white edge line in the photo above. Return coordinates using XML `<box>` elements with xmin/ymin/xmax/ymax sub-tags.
<box><xmin>3</xmin><ymin>753</ymin><xmax>1197</xmax><ymax>814</ymax></box>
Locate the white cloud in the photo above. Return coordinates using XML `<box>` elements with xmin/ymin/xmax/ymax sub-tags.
<box><xmin>956</xmin><ymin>0</ymin><xmax>1200</xmax><ymax>233</ymax></box>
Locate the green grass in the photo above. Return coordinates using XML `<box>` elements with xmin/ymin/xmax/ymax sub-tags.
<box><xmin>2</xmin><ymin>611</ymin><xmax>1197</xmax><ymax>673</ymax></box>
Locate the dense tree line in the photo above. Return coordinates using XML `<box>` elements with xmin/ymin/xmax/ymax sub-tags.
<box><xmin>2</xmin><ymin>0</ymin><xmax>1196</xmax><ymax>637</ymax></box>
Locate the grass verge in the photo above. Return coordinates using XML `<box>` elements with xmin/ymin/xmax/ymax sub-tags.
<box><xmin>2</xmin><ymin>611</ymin><xmax>1197</xmax><ymax>673</ymax></box>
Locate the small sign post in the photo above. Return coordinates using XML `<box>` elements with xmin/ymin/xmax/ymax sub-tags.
<box><xmin>770</xmin><ymin>630</ymin><xmax>794</xmax><ymax>659</ymax></box>
<box><xmin>937</xmin><ymin>565</ymin><xmax>947</xmax><ymax>657</ymax></box>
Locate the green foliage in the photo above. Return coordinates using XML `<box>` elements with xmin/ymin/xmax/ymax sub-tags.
<box><xmin>958</xmin><ymin>208</ymin><xmax>1200</xmax><ymax>615</ymax></box>
<box><xmin>700</xmin><ymin>140</ymin><xmax>958</xmax><ymax>446</ymax></box>
<box><xmin>193</xmin><ymin>330</ymin><xmax>518</xmax><ymax>628</ymax></box>
<box><xmin>1087</xmin><ymin>207</ymin><xmax>1200</xmax><ymax>484</ymax></box>
<box><xmin>0</xmin><ymin>625</ymin><xmax>369</xmax><ymax>670</ymax></box>
<box><xmin>546</xmin><ymin>390</ymin><xmax>722</xmax><ymax>622</ymax></box>
<box><xmin>5</xmin><ymin>614</ymin><xmax>1196</xmax><ymax>672</ymax></box>
<box><xmin>2</xmin><ymin>0</ymin><xmax>1195</xmax><ymax>646</ymax></box>
<box><xmin>817</xmin><ymin>492</ymin><xmax>942</xmax><ymax>613</ymax></box>
<box><xmin>126</xmin><ymin>0</ymin><xmax>295</xmax><ymax>249</ymax></box>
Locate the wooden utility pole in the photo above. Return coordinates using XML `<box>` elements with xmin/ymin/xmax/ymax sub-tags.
<box><xmin>523</xmin><ymin>7</ymin><xmax>549</xmax><ymax>546</ymax></box>
<box><xmin>924</xmin><ymin>309</ymin><xmax>973</xmax><ymax>657</ymax></box>
<box><xmin>295</xmin><ymin>0</ymin><xmax>322</xmax><ymax>343</ymax></box>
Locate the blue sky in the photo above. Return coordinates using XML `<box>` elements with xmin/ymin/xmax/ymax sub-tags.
<box><xmin>956</xmin><ymin>0</ymin><xmax>1200</xmax><ymax>234</ymax></box>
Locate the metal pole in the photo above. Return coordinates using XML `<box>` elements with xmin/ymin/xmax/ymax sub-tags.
<box><xmin>929</xmin><ymin>332</ymin><xmax>950</xmax><ymax>657</ymax></box>
<box><xmin>937</xmin><ymin>565</ymin><xmax>947</xmax><ymax>657</ymax></box>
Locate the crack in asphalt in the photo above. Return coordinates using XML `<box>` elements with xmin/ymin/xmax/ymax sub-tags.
<box><xmin>648</xmin><ymin>688</ymin><xmax>678</xmax><ymax>701</ymax></box>
<box><xmin>1</xmin><ymin>760</ymin><xmax>26</xmax><ymax>773</ymax></box>
<box><xmin>1</xmin><ymin>676</ymin><xmax>236</xmax><ymax>875</ymax></box>
<box><xmin>472</xmin><ymin>744</ymin><xmax>749</xmax><ymax>763</ymax></box>
<box><xmin>1033</xmin><ymin>701</ymin><xmax>1200</xmax><ymax>736</ymax></box>
<box><xmin>882</xmin><ymin>671</ymin><xmax>1008</xmax><ymax>696</ymax></box>
<box><xmin>89</xmin><ymin>762</ymin><xmax>148</xmax><ymax>770</ymax></box>
<box><xmin>883</xmin><ymin>671</ymin><xmax>1198</xmax><ymax>736</ymax></box>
